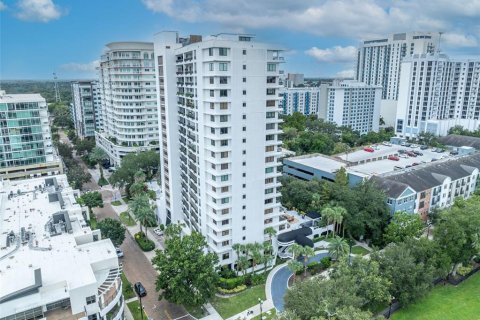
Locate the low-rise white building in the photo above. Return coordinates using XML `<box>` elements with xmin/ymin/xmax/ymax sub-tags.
<box><xmin>0</xmin><ymin>175</ymin><xmax>124</xmax><ymax>320</ymax></box>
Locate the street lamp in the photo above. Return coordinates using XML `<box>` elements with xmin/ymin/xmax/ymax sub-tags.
<box><xmin>136</xmin><ymin>290</ymin><xmax>144</xmax><ymax>320</ymax></box>
<box><xmin>387</xmin><ymin>295</ymin><xmax>395</xmax><ymax>319</ymax></box>
<box><xmin>258</xmin><ymin>298</ymin><xmax>264</xmax><ymax>319</ymax></box>
<box><xmin>348</xmin><ymin>238</ymin><xmax>355</xmax><ymax>266</ymax></box>
<box><xmin>427</xmin><ymin>221</ymin><xmax>433</xmax><ymax>239</ymax></box>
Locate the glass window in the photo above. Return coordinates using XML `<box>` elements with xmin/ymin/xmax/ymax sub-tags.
<box><xmin>219</xmin><ymin>48</ymin><xmax>228</xmax><ymax>56</ymax></box>
<box><xmin>219</xmin><ymin>63</ymin><xmax>228</xmax><ymax>71</ymax></box>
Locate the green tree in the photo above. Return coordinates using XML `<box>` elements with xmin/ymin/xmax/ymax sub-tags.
<box><xmin>50</xmin><ymin>103</ymin><xmax>73</xmax><ymax>128</ymax></box>
<box><xmin>75</xmin><ymin>138</ymin><xmax>96</xmax><ymax>155</ymax></box>
<box><xmin>89</xmin><ymin>147</ymin><xmax>108</xmax><ymax>181</ymax></box>
<box><xmin>97</xmin><ymin>218</ymin><xmax>126</xmax><ymax>247</ymax></box>
<box><xmin>287</xmin><ymin>260</ymin><xmax>304</xmax><ymax>283</ymax></box>
<box><xmin>152</xmin><ymin>224</ymin><xmax>219</xmax><ymax>307</ymax></box>
<box><xmin>109</xmin><ymin>150</ymin><xmax>160</xmax><ymax>190</ymax></box>
<box><xmin>57</xmin><ymin>142</ymin><xmax>73</xmax><ymax>159</ymax></box>
<box><xmin>288</xmin><ymin>243</ymin><xmax>304</xmax><ymax>260</ymax></box>
<box><xmin>66</xmin><ymin>166</ymin><xmax>92</xmax><ymax>189</ymax></box>
<box><xmin>78</xmin><ymin>191</ymin><xmax>103</xmax><ymax>213</ymax></box>
<box><xmin>282</xmin><ymin>112</ymin><xmax>307</xmax><ymax>131</ymax></box>
<box><xmin>129</xmin><ymin>170</ymin><xmax>148</xmax><ymax>197</ymax></box>
<box><xmin>129</xmin><ymin>194</ymin><xmax>157</xmax><ymax>236</ymax></box>
<box><xmin>328</xmin><ymin>236</ymin><xmax>349</xmax><ymax>261</ymax></box>
<box><xmin>321</xmin><ymin>206</ymin><xmax>335</xmax><ymax>237</ymax></box>
<box><xmin>264</xmin><ymin>227</ymin><xmax>277</xmax><ymax>252</ymax></box>
<box><xmin>301</xmin><ymin>246</ymin><xmax>315</xmax><ymax>276</ymax></box>
<box><xmin>384</xmin><ymin>211</ymin><xmax>424</xmax><ymax>244</ymax></box>
<box><xmin>335</xmin><ymin>167</ymin><xmax>349</xmax><ymax>187</ymax></box>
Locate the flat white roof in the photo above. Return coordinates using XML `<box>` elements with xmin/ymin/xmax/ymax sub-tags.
<box><xmin>0</xmin><ymin>93</ymin><xmax>46</xmax><ymax>103</ymax></box>
<box><xmin>286</xmin><ymin>154</ymin><xmax>345</xmax><ymax>173</ymax></box>
<box><xmin>0</xmin><ymin>175</ymin><xmax>117</xmax><ymax>317</ymax></box>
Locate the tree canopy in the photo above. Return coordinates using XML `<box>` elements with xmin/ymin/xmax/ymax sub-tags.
<box><xmin>98</xmin><ymin>218</ymin><xmax>126</xmax><ymax>247</ymax></box>
<box><xmin>384</xmin><ymin>211</ymin><xmax>424</xmax><ymax>244</ymax></box>
<box><xmin>78</xmin><ymin>191</ymin><xmax>103</xmax><ymax>213</ymax></box>
<box><xmin>152</xmin><ymin>224</ymin><xmax>219</xmax><ymax>307</ymax></box>
<box><xmin>109</xmin><ymin>150</ymin><xmax>159</xmax><ymax>190</ymax></box>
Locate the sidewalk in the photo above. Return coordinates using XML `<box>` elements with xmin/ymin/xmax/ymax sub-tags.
<box><xmin>226</xmin><ymin>299</ymin><xmax>275</xmax><ymax>320</ymax></box>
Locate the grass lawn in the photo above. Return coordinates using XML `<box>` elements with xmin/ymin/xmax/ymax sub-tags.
<box><xmin>127</xmin><ymin>300</ymin><xmax>147</xmax><ymax>320</ymax></box>
<box><xmin>89</xmin><ymin>213</ymin><xmax>98</xmax><ymax>230</ymax></box>
<box><xmin>121</xmin><ymin>272</ymin><xmax>135</xmax><ymax>300</ymax></box>
<box><xmin>392</xmin><ymin>272</ymin><xmax>480</xmax><ymax>320</ymax></box>
<box><xmin>120</xmin><ymin>211</ymin><xmax>136</xmax><ymax>227</ymax></box>
<box><xmin>111</xmin><ymin>200</ymin><xmax>122</xmax><ymax>206</ymax></box>
<box><xmin>351</xmin><ymin>246</ymin><xmax>370</xmax><ymax>256</ymax></box>
<box><xmin>252</xmin><ymin>309</ymin><xmax>276</xmax><ymax>320</ymax></box>
<box><xmin>211</xmin><ymin>285</ymin><xmax>266</xmax><ymax>319</ymax></box>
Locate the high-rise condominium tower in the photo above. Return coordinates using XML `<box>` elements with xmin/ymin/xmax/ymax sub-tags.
<box><xmin>355</xmin><ymin>32</ymin><xmax>440</xmax><ymax>125</ymax></box>
<box><xmin>154</xmin><ymin>32</ymin><xmax>285</xmax><ymax>267</ymax></box>
<box><xmin>95</xmin><ymin>42</ymin><xmax>159</xmax><ymax>166</ymax></box>
<box><xmin>71</xmin><ymin>80</ymin><xmax>101</xmax><ymax>138</ymax></box>
<box><xmin>396</xmin><ymin>53</ymin><xmax>480</xmax><ymax>138</ymax></box>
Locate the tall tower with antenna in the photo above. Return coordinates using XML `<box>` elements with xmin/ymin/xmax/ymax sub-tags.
<box><xmin>53</xmin><ymin>72</ymin><xmax>61</xmax><ymax>102</ymax></box>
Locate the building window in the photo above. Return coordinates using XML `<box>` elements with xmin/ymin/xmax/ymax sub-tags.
<box><xmin>267</xmin><ymin>63</ymin><xmax>276</xmax><ymax>71</ymax></box>
<box><xmin>219</xmin><ymin>48</ymin><xmax>228</xmax><ymax>56</ymax></box>
<box><xmin>220</xmin><ymin>115</ymin><xmax>228</xmax><ymax>122</ymax></box>
<box><xmin>221</xmin><ymin>175</ymin><xmax>229</xmax><ymax>181</ymax></box>
<box><xmin>86</xmin><ymin>295</ymin><xmax>96</xmax><ymax>305</ymax></box>
<box><xmin>243</xmin><ymin>77</ymin><xmax>246</xmax><ymax>83</ymax></box>
<box><xmin>222</xmin><ymin>253</ymin><xmax>230</xmax><ymax>260</ymax></box>
<box><xmin>210</xmin><ymin>77</ymin><xmax>214</xmax><ymax>84</ymax></box>
<box><xmin>219</xmin><ymin>63</ymin><xmax>228</xmax><ymax>71</ymax></box>
<box><xmin>243</xmin><ymin>49</ymin><xmax>247</xmax><ymax>55</ymax></box>
<box><xmin>220</xmin><ymin>77</ymin><xmax>228</xmax><ymax>84</ymax></box>
<box><xmin>209</xmin><ymin>63</ymin><xmax>214</xmax><ymax>71</ymax></box>
<box><xmin>209</xmin><ymin>48</ymin><xmax>213</xmax><ymax>56</ymax></box>
<box><xmin>243</xmin><ymin>90</ymin><xmax>246</xmax><ymax>95</ymax></box>
<box><xmin>210</xmin><ymin>90</ymin><xmax>214</xmax><ymax>97</ymax></box>
<box><xmin>220</xmin><ymin>90</ymin><xmax>228</xmax><ymax>97</ymax></box>
<box><xmin>243</xmin><ymin>64</ymin><xmax>246</xmax><ymax>70</ymax></box>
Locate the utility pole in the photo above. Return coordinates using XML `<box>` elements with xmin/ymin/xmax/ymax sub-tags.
<box><xmin>53</xmin><ymin>72</ymin><xmax>61</xmax><ymax>102</ymax></box>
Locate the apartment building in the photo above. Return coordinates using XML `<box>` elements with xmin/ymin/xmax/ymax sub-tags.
<box><xmin>279</xmin><ymin>87</ymin><xmax>320</xmax><ymax>115</ymax></box>
<box><xmin>320</xmin><ymin>80</ymin><xmax>382</xmax><ymax>134</ymax></box>
<box><xmin>95</xmin><ymin>42</ymin><xmax>159</xmax><ymax>166</ymax></box>
<box><xmin>0</xmin><ymin>175</ymin><xmax>124</xmax><ymax>320</ymax></box>
<box><xmin>395</xmin><ymin>53</ymin><xmax>480</xmax><ymax>138</ymax></box>
<box><xmin>153</xmin><ymin>31</ymin><xmax>285</xmax><ymax>267</ymax></box>
<box><xmin>355</xmin><ymin>32</ymin><xmax>440</xmax><ymax>125</ymax></box>
<box><xmin>286</xmin><ymin>73</ymin><xmax>304</xmax><ymax>87</ymax></box>
<box><xmin>0</xmin><ymin>91</ymin><xmax>63</xmax><ymax>180</ymax></box>
<box><xmin>372</xmin><ymin>153</ymin><xmax>480</xmax><ymax>219</ymax></box>
<box><xmin>71</xmin><ymin>81</ymin><xmax>102</xmax><ymax>138</ymax></box>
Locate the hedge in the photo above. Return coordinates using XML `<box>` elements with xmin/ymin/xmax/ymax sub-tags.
<box><xmin>217</xmin><ymin>285</ymin><xmax>247</xmax><ymax>295</ymax></box>
<box><xmin>134</xmin><ymin>232</ymin><xmax>155</xmax><ymax>251</ymax></box>
<box><xmin>219</xmin><ymin>277</ymin><xmax>245</xmax><ymax>290</ymax></box>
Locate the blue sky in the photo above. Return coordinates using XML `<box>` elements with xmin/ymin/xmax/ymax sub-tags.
<box><xmin>1</xmin><ymin>0</ymin><xmax>479</xmax><ymax>80</ymax></box>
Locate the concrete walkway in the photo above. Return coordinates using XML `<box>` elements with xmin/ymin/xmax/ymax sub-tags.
<box><xmin>226</xmin><ymin>299</ymin><xmax>275</xmax><ymax>320</ymax></box>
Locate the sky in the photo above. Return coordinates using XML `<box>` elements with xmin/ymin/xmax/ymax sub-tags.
<box><xmin>1</xmin><ymin>0</ymin><xmax>479</xmax><ymax>80</ymax></box>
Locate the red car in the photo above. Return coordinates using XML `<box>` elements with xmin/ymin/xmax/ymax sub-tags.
<box><xmin>388</xmin><ymin>156</ymin><xmax>400</xmax><ymax>161</ymax></box>
<box><xmin>406</xmin><ymin>151</ymin><xmax>417</xmax><ymax>157</ymax></box>
<box><xmin>364</xmin><ymin>147</ymin><xmax>374</xmax><ymax>153</ymax></box>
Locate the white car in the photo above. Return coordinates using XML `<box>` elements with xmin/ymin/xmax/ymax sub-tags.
<box><xmin>382</xmin><ymin>142</ymin><xmax>392</xmax><ymax>146</ymax></box>
<box><xmin>153</xmin><ymin>228</ymin><xmax>163</xmax><ymax>236</ymax></box>
<box><xmin>116</xmin><ymin>248</ymin><xmax>124</xmax><ymax>258</ymax></box>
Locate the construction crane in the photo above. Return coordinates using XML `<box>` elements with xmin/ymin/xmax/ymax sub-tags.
<box><xmin>53</xmin><ymin>72</ymin><xmax>61</xmax><ymax>102</ymax></box>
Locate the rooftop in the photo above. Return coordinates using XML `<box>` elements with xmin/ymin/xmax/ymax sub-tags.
<box><xmin>0</xmin><ymin>92</ymin><xmax>46</xmax><ymax>103</ymax></box>
<box><xmin>438</xmin><ymin>134</ymin><xmax>480</xmax><ymax>150</ymax></box>
<box><xmin>0</xmin><ymin>175</ymin><xmax>117</xmax><ymax>317</ymax></box>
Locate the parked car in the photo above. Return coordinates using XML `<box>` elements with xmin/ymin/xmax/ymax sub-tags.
<box><xmin>399</xmin><ymin>154</ymin><xmax>409</xmax><ymax>158</ymax></box>
<box><xmin>364</xmin><ymin>147</ymin><xmax>374</xmax><ymax>152</ymax></box>
<box><xmin>450</xmin><ymin>150</ymin><xmax>459</xmax><ymax>155</ymax></box>
<box><xmin>406</xmin><ymin>151</ymin><xmax>417</xmax><ymax>157</ymax></box>
<box><xmin>436</xmin><ymin>148</ymin><xmax>445</xmax><ymax>153</ymax></box>
<box><xmin>116</xmin><ymin>248</ymin><xmax>124</xmax><ymax>258</ymax></box>
<box><xmin>398</xmin><ymin>149</ymin><xmax>407</xmax><ymax>154</ymax></box>
<box><xmin>413</xmin><ymin>150</ymin><xmax>423</xmax><ymax>156</ymax></box>
<box><xmin>153</xmin><ymin>227</ymin><xmax>163</xmax><ymax>236</ymax></box>
<box><xmin>382</xmin><ymin>142</ymin><xmax>392</xmax><ymax>146</ymax></box>
<box><xmin>388</xmin><ymin>155</ymin><xmax>400</xmax><ymax>161</ymax></box>
<box><xmin>410</xmin><ymin>144</ymin><xmax>419</xmax><ymax>148</ymax></box>
<box><xmin>412</xmin><ymin>162</ymin><xmax>420</xmax><ymax>166</ymax></box>
<box><xmin>431</xmin><ymin>158</ymin><xmax>438</xmax><ymax>162</ymax></box>
<box><xmin>134</xmin><ymin>282</ymin><xmax>147</xmax><ymax>297</ymax></box>
<box><xmin>404</xmin><ymin>143</ymin><xmax>412</xmax><ymax>147</ymax></box>
<box><xmin>420</xmin><ymin>145</ymin><xmax>428</xmax><ymax>150</ymax></box>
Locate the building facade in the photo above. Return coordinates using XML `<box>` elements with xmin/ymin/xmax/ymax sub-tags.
<box><xmin>0</xmin><ymin>175</ymin><xmax>124</xmax><ymax>320</ymax></box>
<box><xmin>395</xmin><ymin>53</ymin><xmax>480</xmax><ymax>138</ymax></box>
<box><xmin>71</xmin><ymin>80</ymin><xmax>101</xmax><ymax>138</ymax></box>
<box><xmin>153</xmin><ymin>31</ymin><xmax>285</xmax><ymax>267</ymax></box>
<box><xmin>355</xmin><ymin>32</ymin><xmax>440</xmax><ymax>126</ymax></box>
<box><xmin>95</xmin><ymin>42</ymin><xmax>159</xmax><ymax>167</ymax></box>
<box><xmin>286</xmin><ymin>73</ymin><xmax>304</xmax><ymax>87</ymax></box>
<box><xmin>321</xmin><ymin>80</ymin><xmax>382</xmax><ymax>134</ymax></box>
<box><xmin>279</xmin><ymin>87</ymin><xmax>320</xmax><ymax>115</ymax></box>
<box><xmin>0</xmin><ymin>91</ymin><xmax>63</xmax><ymax>180</ymax></box>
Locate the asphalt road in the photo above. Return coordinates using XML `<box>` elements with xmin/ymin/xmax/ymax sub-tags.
<box><xmin>60</xmin><ymin>131</ymin><xmax>191</xmax><ymax>320</ymax></box>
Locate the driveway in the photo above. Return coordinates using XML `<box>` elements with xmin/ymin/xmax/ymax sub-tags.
<box><xmin>271</xmin><ymin>252</ymin><xmax>329</xmax><ymax>312</ymax></box>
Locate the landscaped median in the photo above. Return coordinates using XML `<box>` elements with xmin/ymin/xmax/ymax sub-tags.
<box><xmin>127</xmin><ymin>300</ymin><xmax>148</xmax><ymax>320</ymax></box>
<box><xmin>119</xmin><ymin>211</ymin><xmax>136</xmax><ymax>226</ymax></box>
<box><xmin>211</xmin><ymin>284</ymin><xmax>266</xmax><ymax>319</ymax></box>
<box><xmin>134</xmin><ymin>231</ymin><xmax>155</xmax><ymax>251</ymax></box>
<box><xmin>392</xmin><ymin>272</ymin><xmax>480</xmax><ymax>320</ymax></box>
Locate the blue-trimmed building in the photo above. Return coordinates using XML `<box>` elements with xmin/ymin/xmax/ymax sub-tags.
<box><xmin>279</xmin><ymin>87</ymin><xmax>320</xmax><ymax>116</ymax></box>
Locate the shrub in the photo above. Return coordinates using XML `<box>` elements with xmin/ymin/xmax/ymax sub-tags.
<box><xmin>320</xmin><ymin>257</ymin><xmax>332</xmax><ymax>269</ymax></box>
<box><xmin>307</xmin><ymin>261</ymin><xmax>323</xmax><ymax>274</ymax></box>
<box><xmin>244</xmin><ymin>274</ymin><xmax>253</xmax><ymax>286</ymax></box>
<box><xmin>159</xmin><ymin>224</ymin><xmax>165</xmax><ymax>231</ymax></box>
<box><xmin>219</xmin><ymin>267</ymin><xmax>237</xmax><ymax>279</ymax></box>
<box><xmin>251</xmin><ymin>273</ymin><xmax>267</xmax><ymax>285</ymax></box>
<box><xmin>217</xmin><ymin>285</ymin><xmax>247</xmax><ymax>295</ymax></box>
<box><xmin>134</xmin><ymin>232</ymin><xmax>155</xmax><ymax>251</ymax></box>
<box><xmin>218</xmin><ymin>276</ymin><xmax>244</xmax><ymax>290</ymax></box>
<box><xmin>457</xmin><ymin>265</ymin><xmax>473</xmax><ymax>276</ymax></box>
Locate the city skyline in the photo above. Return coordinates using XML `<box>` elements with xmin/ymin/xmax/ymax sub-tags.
<box><xmin>1</xmin><ymin>0</ymin><xmax>480</xmax><ymax>80</ymax></box>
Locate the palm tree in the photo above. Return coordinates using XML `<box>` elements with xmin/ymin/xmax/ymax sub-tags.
<box><xmin>321</xmin><ymin>206</ymin><xmax>335</xmax><ymax>237</ymax></box>
<box><xmin>302</xmin><ymin>246</ymin><xmax>315</xmax><ymax>276</ymax></box>
<box><xmin>287</xmin><ymin>260</ymin><xmax>304</xmax><ymax>283</ymax></box>
<box><xmin>288</xmin><ymin>243</ymin><xmax>304</xmax><ymax>260</ymax></box>
<box><xmin>264</xmin><ymin>226</ymin><xmax>277</xmax><ymax>250</ymax></box>
<box><xmin>238</xmin><ymin>256</ymin><xmax>250</xmax><ymax>276</ymax></box>
<box><xmin>249</xmin><ymin>242</ymin><xmax>263</xmax><ymax>273</ymax></box>
<box><xmin>232</xmin><ymin>243</ymin><xmax>242</xmax><ymax>274</ymax></box>
<box><xmin>129</xmin><ymin>194</ymin><xmax>156</xmax><ymax>237</ymax></box>
<box><xmin>262</xmin><ymin>242</ymin><xmax>274</xmax><ymax>273</ymax></box>
<box><xmin>328</xmin><ymin>236</ymin><xmax>349</xmax><ymax>261</ymax></box>
<box><xmin>331</xmin><ymin>206</ymin><xmax>347</xmax><ymax>236</ymax></box>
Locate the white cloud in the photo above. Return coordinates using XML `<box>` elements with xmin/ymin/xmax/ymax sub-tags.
<box><xmin>0</xmin><ymin>1</ymin><xmax>6</xmax><ymax>11</ymax></box>
<box><xmin>443</xmin><ymin>32</ymin><xmax>478</xmax><ymax>48</ymax></box>
<box><xmin>61</xmin><ymin>60</ymin><xmax>99</xmax><ymax>73</ymax></box>
<box><xmin>305</xmin><ymin>46</ymin><xmax>356</xmax><ymax>63</ymax></box>
<box><xmin>336</xmin><ymin>69</ymin><xmax>355</xmax><ymax>78</ymax></box>
<box><xmin>15</xmin><ymin>0</ymin><xmax>64</xmax><ymax>22</ymax></box>
<box><xmin>140</xmin><ymin>0</ymin><xmax>480</xmax><ymax>44</ymax></box>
